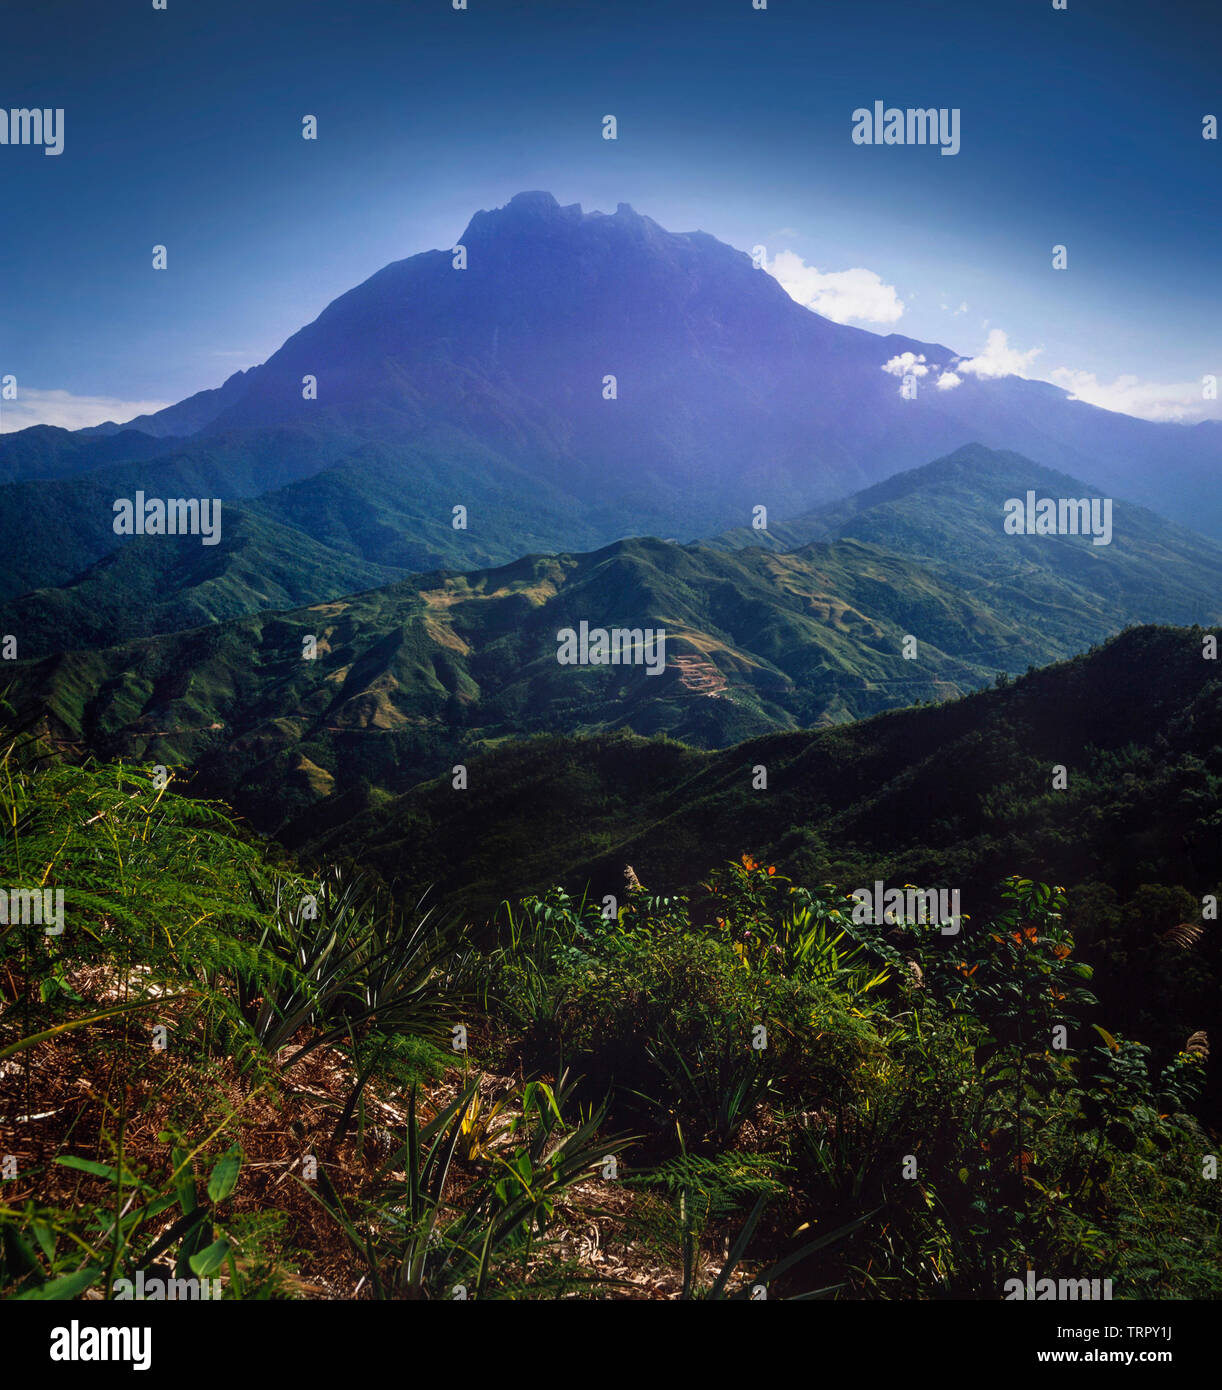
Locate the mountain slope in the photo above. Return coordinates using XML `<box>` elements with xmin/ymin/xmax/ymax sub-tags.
<box><xmin>195</xmin><ymin>192</ymin><xmax>1222</xmax><ymax>538</ymax></box>
<box><xmin>0</xmin><ymin>425</ymin><xmax>375</xmax><ymax>601</ymax></box>
<box><xmin>243</xmin><ymin>434</ymin><xmax>613</xmax><ymax>572</ymax></box>
<box><xmin>0</xmin><ymin>506</ymin><xmax>401</xmax><ymax>654</ymax></box>
<box><xmin>78</xmin><ymin>368</ymin><xmax>257</xmax><ymax>440</ymax></box>
<box><xmin>0</xmin><ymin>425</ymin><xmax>185</xmax><ymax>486</ymax></box>
<box><xmin>305</xmin><ymin>625</ymin><xmax>1222</xmax><ymax>925</ymax></box>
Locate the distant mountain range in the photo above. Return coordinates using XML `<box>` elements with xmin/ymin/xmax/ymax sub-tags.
<box><xmin>6</xmin><ymin>193</ymin><xmax>1221</xmax><ymax>913</ymax></box>
<box><xmin>7</xmin><ymin>446</ymin><xmax>1221</xmax><ymax>841</ymax></box>
<box><xmin>6</xmin><ymin>442</ymin><xmax>1221</xmax><ymax>657</ymax></box>
<box><xmin>2</xmin><ymin>192</ymin><xmax>1219</xmax><ymax>615</ymax></box>
<box><xmin>0</xmin><ymin>504</ymin><xmax>400</xmax><ymax>653</ymax></box>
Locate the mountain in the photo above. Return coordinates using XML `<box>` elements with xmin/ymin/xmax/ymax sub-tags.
<box><xmin>1</xmin><ymin>194</ymin><xmax>1218</xmax><ymax>610</ymax></box>
<box><xmin>0</xmin><ymin>506</ymin><xmax>400</xmax><ymax>654</ymax></box>
<box><xmin>78</xmin><ymin>368</ymin><xmax>258</xmax><ymax>440</ymax></box>
<box><xmin>0</xmin><ymin>424</ymin><xmax>185</xmax><ymax>486</ymax></box>
<box><xmin>242</xmin><ymin>435</ymin><xmax>611</xmax><ymax>573</ymax></box>
<box><xmin>184</xmin><ymin>192</ymin><xmax>1222</xmax><ymax>537</ymax></box>
<box><xmin>7</xmin><ymin>440</ymin><xmax>1219</xmax><ymax>665</ymax></box>
<box><xmin>713</xmin><ymin>444</ymin><xmax>1222</xmax><ymax>650</ymax></box>
<box><xmin>0</xmin><ymin>425</ymin><xmax>372</xmax><ymax>601</ymax></box>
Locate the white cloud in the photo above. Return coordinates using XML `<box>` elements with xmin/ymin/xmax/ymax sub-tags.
<box><xmin>769</xmin><ymin>250</ymin><xmax>904</xmax><ymax>325</ymax></box>
<box><xmin>0</xmin><ymin>387</ymin><xmax>172</xmax><ymax>434</ymax></box>
<box><xmin>1047</xmin><ymin>368</ymin><xmax>1214</xmax><ymax>423</ymax></box>
<box><xmin>954</xmin><ymin>328</ymin><xmax>1043</xmax><ymax>380</ymax></box>
<box><xmin>941</xmin><ymin>329</ymin><xmax>1216</xmax><ymax>421</ymax></box>
<box><xmin>881</xmin><ymin>351</ymin><xmax>929</xmax><ymax>378</ymax></box>
<box><xmin>954</xmin><ymin>301</ymin><xmax>968</xmax><ymax>316</ymax></box>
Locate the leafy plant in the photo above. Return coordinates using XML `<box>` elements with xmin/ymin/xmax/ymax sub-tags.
<box><xmin>313</xmin><ymin>1070</ymin><xmax>632</xmax><ymax>1299</ymax></box>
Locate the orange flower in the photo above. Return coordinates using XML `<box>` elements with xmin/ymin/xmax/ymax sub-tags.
<box><xmin>741</xmin><ymin>853</ymin><xmax>758</xmax><ymax>871</ymax></box>
<box><xmin>767</xmin><ymin>865</ymin><xmax>776</xmax><ymax>876</ymax></box>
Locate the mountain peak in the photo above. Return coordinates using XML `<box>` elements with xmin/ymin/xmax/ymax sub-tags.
<box><xmin>507</xmin><ymin>190</ymin><xmax>560</xmax><ymax>213</ymax></box>
<box><xmin>461</xmin><ymin>190</ymin><xmax>584</xmax><ymax>243</ymax></box>
<box><xmin>460</xmin><ymin>192</ymin><xmax>660</xmax><ymax>246</ymax></box>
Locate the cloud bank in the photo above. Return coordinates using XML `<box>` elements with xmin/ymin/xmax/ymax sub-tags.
<box><xmin>769</xmin><ymin>250</ymin><xmax>905</xmax><ymax>325</ymax></box>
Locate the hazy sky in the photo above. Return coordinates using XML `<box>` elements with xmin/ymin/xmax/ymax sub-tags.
<box><xmin>1</xmin><ymin>0</ymin><xmax>1217</xmax><ymax>430</ymax></box>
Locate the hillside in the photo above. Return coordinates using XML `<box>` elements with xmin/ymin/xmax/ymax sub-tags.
<box><xmin>0</xmin><ymin>426</ymin><xmax>367</xmax><ymax>602</ymax></box>
<box><xmin>0</xmin><ymin>506</ymin><xmax>401</xmax><ymax>654</ymax></box>
<box><xmin>7</xmin><ymin>533</ymin><xmax>1052</xmax><ymax>832</ymax></box>
<box><xmin>306</xmin><ymin>625</ymin><xmax>1222</xmax><ymax>924</ymax></box>
<box><xmin>8</xmin><ymin>441</ymin><xmax>1222</xmax><ymax>827</ymax></box>
<box><xmin>4</xmin><ymin>743</ymin><xmax>1217</xmax><ymax>1302</ymax></box>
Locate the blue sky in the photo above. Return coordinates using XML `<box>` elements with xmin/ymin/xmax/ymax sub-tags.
<box><xmin>1</xmin><ymin>0</ymin><xmax>1217</xmax><ymax>430</ymax></box>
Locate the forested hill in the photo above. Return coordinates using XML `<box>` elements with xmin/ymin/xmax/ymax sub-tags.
<box><xmin>308</xmin><ymin>624</ymin><xmax>1222</xmax><ymax>924</ymax></box>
